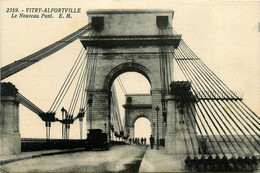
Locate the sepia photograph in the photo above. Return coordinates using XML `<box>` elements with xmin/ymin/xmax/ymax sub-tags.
<box><xmin>1</xmin><ymin>0</ymin><xmax>260</xmax><ymax>172</ymax></box>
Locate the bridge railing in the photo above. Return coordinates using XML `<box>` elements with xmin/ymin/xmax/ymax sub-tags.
<box><xmin>21</xmin><ymin>138</ymin><xmax>85</xmax><ymax>152</ymax></box>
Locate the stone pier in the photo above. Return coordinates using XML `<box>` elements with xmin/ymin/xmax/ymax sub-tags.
<box><xmin>165</xmin><ymin>81</ymin><xmax>198</xmax><ymax>155</ymax></box>
<box><xmin>0</xmin><ymin>82</ymin><xmax>21</xmax><ymax>155</ymax></box>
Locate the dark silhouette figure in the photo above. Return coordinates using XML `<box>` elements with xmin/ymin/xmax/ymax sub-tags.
<box><xmin>144</xmin><ymin>138</ymin><xmax>147</xmax><ymax>145</ymax></box>
<box><xmin>129</xmin><ymin>138</ymin><xmax>132</xmax><ymax>145</ymax></box>
<box><xmin>141</xmin><ymin>137</ymin><xmax>144</xmax><ymax>145</ymax></box>
<box><xmin>137</xmin><ymin>138</ymin><xmax>140</xmax><ymax>145</ymax></box>
<box><xmin>149</xmin><ymin>135</ymin><xmax>155</xmax><ymax>149</ymax></box>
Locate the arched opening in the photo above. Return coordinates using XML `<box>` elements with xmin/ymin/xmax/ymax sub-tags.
<box><xmin>134</xmin><ymin>117</ymin><xmax>151</xmax><ymax>144</ymax></box>
<box><xmin>104</xmin><ymin>62</ymin><xmax>155</xmax><ymax>90</ymax></box>
<box><xmin>110</xmin><ymin>72</ymin><xmax>151</xmax><ymax>141</ymax></box>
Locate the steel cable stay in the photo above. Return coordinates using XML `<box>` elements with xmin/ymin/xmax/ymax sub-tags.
<box><xmin>173</xmin><ymin>49</ymin><xmax>228</xmax><ymax>157</ymax></box>
<box><xmin>67</xmin><ymin>48</ymin><xmax>90</xmax><ymax>116</ymax></box>
<box><xmin>79</xmin><ymin>52</ymin><xmax>93</xmax><ymax>111</ymax></box>
<box><xmin>111</xmin><ymin>100</ymin><xmax>120</xmax><ymax>133</ymax></box>
<box><xmin>174</xmin><ymin>47</ymin><xmax>251</xmax><ymax>156</ymax></box>
<box><xmin>70</xmin><ymin>56</ymin><xmax>90</xmax><ymax>139</ymax></box>
<box><xmin>208</xmin><ymin>100</ymin><xmax>251</xmax><ymax>156</ymax></box>
<box><xmin>111</xmin><ymin>76</ymin><xmax>127</xmax><ymax>131</ymax></box>
<box><xmin>201</xmin><ymin>101</ymin><xmax>241</xmax><ymax>157</ymax></box>
<box><xmin>181</xmin><ymin>41</ymin><xmax>260</xmax><ymax>123</ymax></box>
<box><xmin>67</xmin><ymin>59</ymin><xmax>87</xmax><ymax>117</ymax></box>
<box><xmin>1</xmin><ymin>23</ymin><xmax>92</xmax><ymax>80</ymax></box>
<box><xmin>166</xmin><ymin>37</ymin><xmax>259</xmax><ymax>171</ymax></box>
<box><xmin>55</xmin><ymin>52</ymin><xmax>89</xmax><ymax>139</ymax></box>
<box><xmin>189</xmin><ymin>102</ymin><xmax>219</xmax><ymax>157</ymax></box>
<box><xmin>83</xmin><ymin>45</ymin><xmax>97</xmax><ymax>131</ymax></box>
<box><xmin>173</xmin><ymin>46</ymin><xmax>260</xmax><ymax>155</ymax></box>
<box><xmin>172</xmin><ymin>49</ymin><xmax>255</xmax><ymax>172</ymax></box>
<box><xmin>87</xmin><ymin>32</ymin><xmax>98</xmax><ymax>92</ymax></box>
<box><xmin>185</xmin><ymin>103</ymin><xmax>207</xmax><ymax>158</ymax></box>
<box><xmin>82</xmin><ymin>43</ymin><xmax>95</xmax><ymax>109</ymax></box>
<box><xmin>182</xmin><ymin>48</ymin><xmax>260</xmax><ymax>131</ymax></box>
<box><xmin>113</xmin><ymin>85</ymin><xmax>124</xmax><ymax>131</ymax></box>
<box><xmin>67</xmin><ymin>30</ymin><xmax>95</xmax><ymax>117</ymax></box>
<box><xmin>110</xmin><ymin>96</ymin><xmax>120</xmax><ymax>135</ymax></box>
<box><xmin>173</xmin><ymin>45</ymin><xmax>260</xmax><ymax>141</ymax></box>
<box><xmin>213</xmin><ymin>100</ymin><xmax>257</xmax><ymax>155</ymax></box>
<box><xmin>179</xmin><ymin>49</ymin><xmax>260</xmax><ymax>136</ymax></box>
<box><xmin>178</xmin><ymin>45</ymin><xmax>227</xmax><ymax>99</ymax></box>
<box><xmin>58</xmin><ymin>44</ymin><xmax>98</xmax><ymax>139</ymax></box>
<box><xmin>73</xmin><ymin>60</ymin><xmax>88</xmax><ymax>116</ymax></box>
<box><xmin>67</xmin><ymin>53</ymin><xmax>88</xmax><ymax>117</ymax></box>
<box><xmin>217</xmin><ymin>100</ymin><xmax>260</xmax><ymax>154</ymax></box>
<box><xmin>86</xmin><ymin>48</ymin><xmax>97</xmax><ymax>130</ymax></box>
<box><xmin>175</xmin><ymin>44</ymin><xmax>257</xmax><ymax>170</ymax></box>
<box><xmin>176</xmin><ymin>102</ymin><xmax>190</xmax><ymax>157</ymax></box>
<box><xmin>186</xmin><ymin>103</ymin><xmax>216</xmax><ymax>159</ymax></box>
<box><xmin>116</xmin><ymin>77</ymin><xmax>127</xmax><ymax>95</ymax></box>
<box><xmin>171</xmin><ymin>46</ymin><xmax>230</xmax><ymax>156</ymax></box>
<box><xmin>159</xmin><ymin>25</ymin><xmax>174</xmax><ymax>125</ymax></box>
<box><xmin>180</xmin><ymin>40</ymin><xmax>235</xmax><ymax>99</ymax></box>
<box><xmin>112</xmin><ymin>102</ymin><xmax>122</xmax><ymax>132</ymax></box>
<box><xmin>90</xmin><ymin>47</ymin><xmax>98</xmax><ymax>91</ymax></box>
<box><xmin>171</xmin><ymin>48</ymin><xmax>220</xmax><ymax>156</ymax></box>
<box><xmin>52</xmin><ymin>49</ymin><xmax>87</xmax><ymax>113</ymax></box>
<box><xmin>186</xmin><ymin>103</ymin><xmax>221</xmax><ymax>171</ymax></box>
<box><xmin>190</xmin><ymin>103</ymin><xmax>238</xmax><ymax>172</ymax></box>
<box><xmin>179</xmin><ymin>41</ymin><xmax>260</xmax><ymax>128</ymax></box>
<box><xmin>173</xmin><ymin>44</ymin><xmax>260</xmax><ymax>152</ymax></box>
<box><xmin>178</xmin><ymin>43</ymin><xmax>260</xmax><ymax>139</ymax></box>
<box><xmin>17</xmin><ymin>93</ymin><xmax>44</xmax><ymax>115</ymax></box>
<box><xmin>169</xmin><ymin>45</ymin><xmax>217</xmax><ymax>156</ymax></box>
<box><xmin>182</xmin><ymin>121</ymin><xmax>200</xmax><ymax>172</ymax></box>
<box><xmin>48</xmin><ymin>47</ymin><xmax>86</xmax><ymax>112</ymax></box>
<box><xmin>181</xmin><ymin>104</ymin><xmax>198</xmax><ymax>158</ymax></box>
<box><xmin>110</xmin><ymin>85</ymin><xmax>124</xmax><ymax>134</ymax></box>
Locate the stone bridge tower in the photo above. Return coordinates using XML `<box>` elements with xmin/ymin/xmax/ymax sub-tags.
<box><xmin>80</xmin><ymin>9</ymin><xmax>181</xmax><ymax>140</ymax></box>
<box><xmin>123</xmin><ymin>94</ymin><xmax>153</xmax><ymax>139</ymax></box>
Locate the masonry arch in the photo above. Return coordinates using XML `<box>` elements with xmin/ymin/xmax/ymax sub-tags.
<box><xmin>126</xmin><ymin>112</ymin><xmax>153</xmax><ymax>139</ymax></box>
<box><xmin>131</xmin><ymin>114</ymin><xmax>152</xmax><ymax>127</ymax></box>
<box><xmin>104</xmin><ymin>62</ymin><xmax>154</xmax><ymax>91</ymax></box>
<box><xmin>134</xmin><ymin>117</ymin><xmax>152</xmax><ymax>144</ymax></box>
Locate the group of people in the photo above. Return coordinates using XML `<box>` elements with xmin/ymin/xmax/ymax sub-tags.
<box><xmin>185</xmin><ymin>155</ymin><xmax>258</xmax><ymax>172</ymax></box>
<box><xmin>128</xmin><ymin>137</ymin><xmax>147</xmax><ymax>145</ymax></box>
<box><xmin>128</xmin><ymin>135</ymin><xmax>156</xmax><ymax>149</ymax></box>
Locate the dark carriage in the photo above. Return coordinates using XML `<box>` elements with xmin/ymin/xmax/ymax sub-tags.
<box><xmin>85</xmin><ymin>129</ymin><xmax>109</xmax><ymax>151</ymax></box>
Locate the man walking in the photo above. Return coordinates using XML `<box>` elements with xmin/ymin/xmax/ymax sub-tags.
<box><xmin>149</xmin><ymin>135</ymin><xmax>155</xmax><ymax>149</ymax></box>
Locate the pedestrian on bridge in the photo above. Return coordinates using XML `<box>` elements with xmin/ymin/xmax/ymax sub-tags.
<box><xmin>144</xmin><ymin>138</ymin><xmax>147</xmax><ymax>145</ymax></box>
<box><xmin>141</xmin><ymin>137</ymin><xmax>144</xmax><ymax>145</ymax></box>
<box><xmin>149</xmin><ymin>135</ymin><xmax>155</xmax><ymax>149</ymax></box>
<box><xmin>129</xmin><ymin>138</ymin><xmax>132</xmax><ymax>145</ymax></box>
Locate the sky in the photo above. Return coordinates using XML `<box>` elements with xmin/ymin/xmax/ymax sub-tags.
<box><xmin>1</xmin><ymin>0</ymin><xmax>259</xmax><ymax>139</ymax></box>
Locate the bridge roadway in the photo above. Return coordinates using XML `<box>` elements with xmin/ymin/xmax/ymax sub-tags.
<box><xmin>0</xmin><ymin>145</ymin><xmax>188</xmax><ymax>172</ymax></box>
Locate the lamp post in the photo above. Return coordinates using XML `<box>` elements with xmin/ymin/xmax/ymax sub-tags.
<box><xmin>156</xmin><ymin>106</ymin><xmax>160</xmax><ymax>150</ymax></box>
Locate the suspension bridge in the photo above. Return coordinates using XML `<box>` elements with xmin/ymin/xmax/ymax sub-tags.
<box><xmin>1</xmin><ymin>9</ymin><xmax>259</xmax><ymax>172</ymax></box>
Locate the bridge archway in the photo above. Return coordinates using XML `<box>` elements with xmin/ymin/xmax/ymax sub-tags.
<box><xmin>132</xmin><ymin>116</ymin><xmax>152</xmax><ymax>142</ymax></box>
<box><xmin>83</xmin><ymin>10</ymin><xmax>176</xmax><ymax>141</ymax></box>
<box><xmin>109</xmin><ymin>69</ymin><xmax>152</xmax><ymax>141</ymax></box>
<box><xmin>123</xmin><ymin>93</ymin><xmax>153</xmax><ymax>139</ymax></box>
<box><xmin>104</xmin><ymin>62</ymin><xmax>153</xmax><ymax>91</ymax></box>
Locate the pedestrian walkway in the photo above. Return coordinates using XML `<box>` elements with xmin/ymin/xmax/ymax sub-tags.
<box><xmin>138</xmin><ymin>147</ymin><xmax>188</xmax><ymax>172</ymax></box>
<box><xmin>0</xmin><ymin>148</ymin><xmax>84</xmax><ymax>165</ymax></box>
